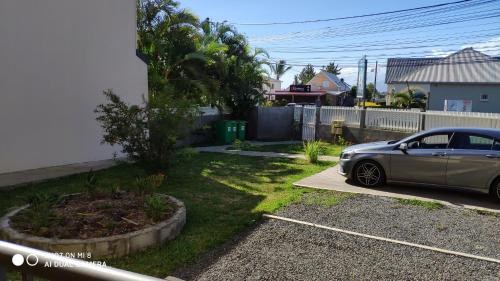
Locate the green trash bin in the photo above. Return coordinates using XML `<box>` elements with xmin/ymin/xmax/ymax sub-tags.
<box><xmin>215</xmin><ymin>120</ymin><xmax>237</xmax><ymax>144</ymax></box>
<box><xmin>236</xmin><ymin>120</ymin><xmax>247</xmax><ymax>141</ymax></box>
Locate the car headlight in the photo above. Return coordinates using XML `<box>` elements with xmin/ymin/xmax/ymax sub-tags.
<box><xmin>341</xmin><ymin>152</ymin><xmax>354</xmax><ymax>159</ymax></box>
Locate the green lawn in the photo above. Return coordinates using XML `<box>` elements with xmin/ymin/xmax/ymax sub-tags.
<box><xmin>228</xmin><ymin>142</ymin><xmax>344</xmax><ymax>156</ymax></box>
<box><xmin>1</xmin><ymin>152</ymin><xmax>333</xmax><ymax>279</ymax></box>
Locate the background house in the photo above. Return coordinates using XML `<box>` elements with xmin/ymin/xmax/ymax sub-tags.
<box><xmin>0</xmin><ymin>0</ymin><xmax>148</xmax><ymax>174</ymax></box>
<box><xmin>307</xmin><ymin>70</ymin><xmax>352</xmax><ymax>106</ymax></box>
<box><xmin>263</xmin><ymin>77</ymin><xmax>282</xmax><ymax>94</ymax></box>
<box><xmin>267</xmin><ymin>70</ymin><xmax>352</xmax><ymax>106</ymax></box>
<box><xmin>385</xmin><ymin>48</ymin><xmax>500</xmax><ymax>112</ymax></box>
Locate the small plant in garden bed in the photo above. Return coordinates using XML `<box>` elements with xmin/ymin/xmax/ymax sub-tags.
<box><xmin>134</xmin><ymin>173</ymin><xmax>165</xmax><ymax>195</ymax></box>
<box><xmin>9</xmin><ymin>173</ymin><xmax>174</xmax><ymax>239</ymax></box>
<box><xmin>304</xmin><ymin>141</ymin><xmax>321</xmax><ymax>163</ymax></box>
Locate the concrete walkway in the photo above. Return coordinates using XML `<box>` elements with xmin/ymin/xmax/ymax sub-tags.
<box><xmin>195</xmin><ymin>141</ymin><xmax>340</xmax><ymax>162</ymax></box>
<box><xmin>294</xmin><ymin>165</ymin><xmax>500</xmax><ymax>213</ymax></box>
<box><xmin>0</xmin><ymin>159</ymin><xmax>119</xmax><ymax>190</ymax></box>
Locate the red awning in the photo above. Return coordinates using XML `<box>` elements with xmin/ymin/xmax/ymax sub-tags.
<box><xmin>267</xmin><ymin>91</ymin><xmax>326</xmax><ymax>96</ymax></box>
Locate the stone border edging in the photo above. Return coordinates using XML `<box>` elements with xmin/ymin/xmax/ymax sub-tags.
<box><xmin>0</xmin><ymin>195</ymin><xmax>186</xmax><ymax>258</ymax></box>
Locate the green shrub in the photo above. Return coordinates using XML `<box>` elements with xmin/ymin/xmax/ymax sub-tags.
<box><xmin>304</xmin><ymin>141</ymin><xmax>321</xmax><ymax>163</ymax></box>
<box><xmin>135</xmin><ymin>174</ymin><xmax>165</xmax><ymax>195</ymax></box>
<box><xmin>95</xmin><ymin>90</ymin><xmax>197</xmax><ymax>171</ymax></box>
<box><xmin>144</xmin><ymin>195</ymin><xmax>167</xmax><ymax>222</ymax></box>
<box><xmin>336</xmin><ymin>136</ymin><xmax>348</xmax><ymax>146</ymax></box>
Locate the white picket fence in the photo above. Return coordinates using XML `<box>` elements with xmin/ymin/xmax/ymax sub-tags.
<box><xmin>366</xmin><ymin>108</ymin><xmax>421</xmax><ymax>132</ymax></box>
<box><xmin>318</xmin><ymin>106</ymin><xmax>500</xmax><ymax>133</ymax></box>
<box><xmin>320</xmin><ymin>106</ymin><xmax>362</xmax><ymax>126</ymax></box>
<box><xmin>424</xmin><ymin>110</ymin><xmax>500</xmax><ymax>130</ymax></box>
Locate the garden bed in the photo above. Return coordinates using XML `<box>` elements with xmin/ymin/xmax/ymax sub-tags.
<box><xmin>10</xmin><ymin>192</ymin><xmax>177</xmax><ymax>239</ymax></box>
<box><xmin>0</xmin><ymin>193</ymin><xmax>186</xmax><ymax>258</ymax></box>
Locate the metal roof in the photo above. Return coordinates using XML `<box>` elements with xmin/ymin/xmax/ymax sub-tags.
<box><xmin>385</xmin><ymin>48</ymin><xmax>500</xmax><ymax>84</ymax></box>
<box><xmin>385</xmin><ymin>58</ymin><xmax>440</xmax><ymax>83</ymax></box>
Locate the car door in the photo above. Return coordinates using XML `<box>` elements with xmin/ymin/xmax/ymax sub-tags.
<box><xmin>446</xmin><ymin>133</ymin><xmax>500</xmax><ymax>190</ymax></box>
<box><xmin>390</xmin><ymin>132</ymin><xmax>452</xmax><ymax>185</ymax></box>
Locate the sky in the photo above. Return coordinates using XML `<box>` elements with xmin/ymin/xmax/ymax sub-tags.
<box><xmin>179</xmin><ymin>0</ymin><xmax>500</xmax><ymax>92</ymax></box>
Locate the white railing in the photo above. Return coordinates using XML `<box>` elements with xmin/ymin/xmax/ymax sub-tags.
<box><xmin>320</xmin><ymin>106</ymin><xmax>362</xmax><ymax>126</ymax></box>
<box><xmin>424</xmin><ymin>111</ymin><xmax>500</xmax><ymax>130</ymax></box>
<box><xmin>319</xmin><ymin>106</ymin><xmax>500</xmax><ymax>133</ymax></box>
<box><xmin>366</xmin><ymin>108</ymin><xmax>421</xmax><ymax>132</ymax></box>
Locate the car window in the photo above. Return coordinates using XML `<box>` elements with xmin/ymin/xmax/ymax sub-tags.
<box><xmin>493</xmin><ymin>140</ymin><xmax>500</xmax><ymax>151</ymax></box>
<box><xmin>449</xmin><ymin>133</ymin><xmax>494</xmax><ymax>150</ymax></box>
<box><xmin>407</xmin><ymin>133</ymin><xmax>451</xmax><ymax>149</ymax></box>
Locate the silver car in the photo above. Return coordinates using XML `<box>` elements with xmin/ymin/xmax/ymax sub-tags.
<box><xmin>338</xmin><ymin>127</ymin><xmax>500</xmax><ymax>202</ymax></box>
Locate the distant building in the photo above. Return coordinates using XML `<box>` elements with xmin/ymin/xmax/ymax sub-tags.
<box><xmin>266</xmin><ymin>70</ymin><xmax>352</xmax><ymax>106</ymax></box>
<box><xmin>385</xmin><ymin>48</ymin><xmax>500</xmax><ymax>112</ymax></box>
<box><xmin>263</xmin><ymin>77</ymin><xmax>282</xmax><ymax>98</ymax></box>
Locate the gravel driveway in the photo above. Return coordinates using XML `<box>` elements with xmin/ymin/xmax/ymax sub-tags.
<box><xmin>178</xmin><ymin>193</ymin><xmax>500</xmax><ymax>281</ymax></box>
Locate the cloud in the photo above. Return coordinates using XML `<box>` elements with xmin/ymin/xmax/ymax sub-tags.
<box><xmin>461</xmin><ymin>36</ymin><xmax>500</xmax><ymax>56</ymax></box>
<box><xmin>427</xmin><ymin>49</ymin><xmax>454</xmax><ymax>57</ymax></box>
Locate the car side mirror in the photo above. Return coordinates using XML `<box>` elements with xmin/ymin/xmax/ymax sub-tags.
<box><xmin>399</xmin><ymin>143</ymin><xmax>408</xmax><ymax>151</ymax></box>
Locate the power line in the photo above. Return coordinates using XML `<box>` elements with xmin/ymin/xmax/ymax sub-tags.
<box><xmin>265</xmin><ymin>36</ymin><xmax>500</xmax><ymax>54</ymax></box>
<box><xmin>252</xmin><ymin>11</ymin><xmax>500</xmax><ymax>44</ymax></box>
<box><xmin>231</xmin><ymin>0</ymin><xmax>476</xmax><ymax>26</ymax></box>
<box><xmin>264</xmin><ymin>46</ymin><xmax>500</xmax><ymax>67</ymax></box>
<box><xmin>262</xmin><ymin>27</ymin><xmax>500</xmax><ymax>50</ymax></box>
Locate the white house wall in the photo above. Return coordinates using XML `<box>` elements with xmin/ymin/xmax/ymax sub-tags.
<box><xmin>0</xmin><ymin>0</ymin><xmax>148</xmax><ymax>173</ymax></box>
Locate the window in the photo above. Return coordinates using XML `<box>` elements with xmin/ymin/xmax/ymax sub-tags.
<box><xmin>271</xmin><ymin>84</ymin><xmax>274</xmax><ymax>90</ymax></box>
<box><xmin>322</xmin><ymin>81</ymin><xmax>329</xmax><ymax>88</ymax></box>
<box><xmin>407</xmin><ymin>133</ymin><xmax>451</xmax><ymax>149</ymax></box>
<box><xmin>480</xmin><ymin>94</ymin><xmax>489</xmax><ymax>102</ymax></box>
<box><xmin>492</xmin><ymin>140</ymin><xmax>500</xmax><ymax>151</ymax></box>
<box><xmin>449</xmin><ymin>133</ymin><xmax>494</xmax><ymax>150</ymax></box>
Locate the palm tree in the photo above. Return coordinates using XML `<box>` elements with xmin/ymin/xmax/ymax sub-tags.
<box><xmin>393</xmin><ymin>90</ymin><xmax>427</xmax><ymax>109</ymax></box>
<box><xmin>269</xmin><ymin>60</ymin><xmax>292</xmax><ymax>80</ymax></box>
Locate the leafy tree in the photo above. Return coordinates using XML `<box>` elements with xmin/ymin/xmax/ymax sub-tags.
<box><xmin>137</xmin><ymin>0</ymin><xmax>205</xmax><ymax>99</ymax></box>
<box><xmin>199</xmin><ymin>19</ymin><xmax>268</xmax><ymax>119</ymax></box>
<box><xmin>325</xmin><ymin>62</ymin><xmax>342</xmax><ymax>75</ymax></box>
<box><xmin>365</xmin><ymin>83</ymin><xmax>375</xmax><ymax>101</ymax></box>
<box><xmin>269</xmin><ymin>60</ymin><xmax>292</xmax><ymax>80</ymax></box>
<box><xmin>298</xmin><ymin>64</ymin><xmax>316</xmax><ymax>84</ymax></box>
<box><xmin>350</xmin><ymin>85</ymin><xmax>358</xmax><ymax>97</ymax></box>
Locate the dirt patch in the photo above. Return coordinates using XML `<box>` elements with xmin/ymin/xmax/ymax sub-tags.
<box><xmin>10</xmin><ymin>192</ymin><xmax>177</xmax><ymax>239</ymax></box>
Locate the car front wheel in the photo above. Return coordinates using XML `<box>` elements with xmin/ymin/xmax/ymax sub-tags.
<box><xmin>354</xmin><ymin>161</ymin><xmax>385</xmax><ymax>187</ymax></box>
<box><xmin>490</xmin><ymin>178</ymin><xmax>500</xmax><ymax>203</ymax></box>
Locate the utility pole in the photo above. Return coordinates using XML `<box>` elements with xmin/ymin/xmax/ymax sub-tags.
<box><xmin>373</xmin><ymin>61</ymin><xmax>378</xmax><ymax>98</ymax></box>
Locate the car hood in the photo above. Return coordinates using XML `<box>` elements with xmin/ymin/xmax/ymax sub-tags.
<box><xmin>343</xmin><ymin>141</ymin><xmax>394</xmax><ymax>153</ymax></box>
